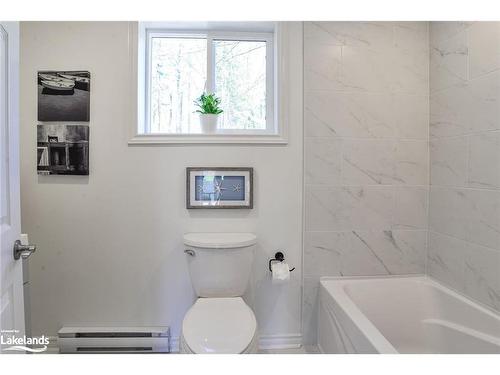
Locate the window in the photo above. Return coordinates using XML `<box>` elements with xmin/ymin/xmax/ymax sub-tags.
<box><xmin>134</xmin><ymin>22</ymin><xmax>287</xmax><ymax>144</ymax></box>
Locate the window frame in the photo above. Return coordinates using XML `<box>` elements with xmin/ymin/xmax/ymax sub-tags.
<box><xmin>131</xmin><ymin>22</ymin><xmax>288</xmax><ymax>145</ymax></box>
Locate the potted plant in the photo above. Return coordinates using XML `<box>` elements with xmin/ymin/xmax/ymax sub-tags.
<box><xmin>194</xmin><ymin>93</ymin><xmax>223</xmax><ymax>134</ymax></box>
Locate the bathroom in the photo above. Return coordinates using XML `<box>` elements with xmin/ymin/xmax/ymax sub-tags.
<box><xmin>1</xmin><ymin>0</ymin><xmax>499</xmax><ymax>372</ymax></box>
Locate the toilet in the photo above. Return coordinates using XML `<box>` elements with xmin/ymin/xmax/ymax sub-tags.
<box><xmin>180</xmin><ymin>232</ymin><xmax>258</xmax><ymax>354</ymax></box>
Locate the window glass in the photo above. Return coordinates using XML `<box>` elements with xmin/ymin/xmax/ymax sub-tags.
<box><xmin>214</xmin><ymin>40</ymin><xmax>267</xmax><ymax>130</ymax></box>
<box><xmin>149</xmin><ymin>37</ymin><xmax>207</xmax><ymax>133</ymax></box>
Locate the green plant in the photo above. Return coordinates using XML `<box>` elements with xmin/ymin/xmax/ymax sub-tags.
<box><xmin>194</xmin><ymin>93</ymin><xmax>223</xmax><ymax>115</ymax></box>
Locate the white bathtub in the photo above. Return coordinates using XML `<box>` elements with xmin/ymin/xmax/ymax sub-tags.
<box><xmin>318</xmin><ymin>276</ymin><xmax>500</xmax><ymax>354</ymax></box>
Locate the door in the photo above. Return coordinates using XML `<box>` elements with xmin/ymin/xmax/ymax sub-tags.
<box><xmin>0</xmin><ymin>21</ymin><xmax>24</xmax><ymax>352</ymax></box>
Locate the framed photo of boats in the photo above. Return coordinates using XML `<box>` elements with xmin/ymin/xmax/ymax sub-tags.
<box><xmin>37</xmin><ymin>71</ymin><xmax>90</xmax><ymax>121</ymax></box>
<box><xmin>37</xmin><ymin>124</ymin><xmax>89</xmax><ymax>175</ymax></box>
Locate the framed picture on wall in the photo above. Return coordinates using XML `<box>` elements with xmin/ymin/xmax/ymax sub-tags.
<box><xmin>186</xmin><ymin>167</ymin><xmax>253</xmax><ymax>209</ymax></box>
<box><xmin>37</xmin><ymin>70</ymin><xmax>90</xmax><ymax>121</ymax></box>
<box><xmin>37</xmin><ymin>124</ymin><xmax>89</xmax><ymax>175</ymax></box>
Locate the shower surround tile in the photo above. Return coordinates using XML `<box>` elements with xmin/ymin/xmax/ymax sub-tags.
<box><xmin>393</xmin><ymin>22</ymin><xmax>429</xmax><ymax>52</ymax></box>
<box><xmin>468</xmin><ymin>22</ymin><xmax>500</xmax><ymax>79</ymax></box>
<box><xmin>395</xmin><ymin>140</ymin><xmax>429</xmax><ymax>186</ymax></box>
<box><xmin>305</xmin><ymin>138</ymin><xmax>342</xmax><ymax>185</ymax></box>
<box><xmin>393</xmin><ymin>94</ymin><xmax>429</xmax><ymax>140</ymax></box>
<box><xmin>430</xmin><ymin>30</ymin><xmax>468</xmax><ymax>93</ymax></box>
<box><xmin>467</xmin><ymin>132</ymin><xmax>500</xmax><ymax>189</ymax></box>
<box><xmin>464</xmin><ymin>243</ymin><xmax>500</xmax><ymax>310</ymax></box>
<box><xmin>345</xmin><ymin>230</ymin><xmax>426</xmax><ymax>275</ymax></box>
<box><xmin>304</xmin><ymin>91</ymin><xmax>428</xmax><ymax>140</ymax></box>
<box><xmin>341</xmin><ymin>46</ymin><xmax>394</xmax><ymax>93</ymax></box>
<box><xmin>430</xmin><ymin>137</ymin><xmax>468</xmax><ymax>187</ymax></box>
<box><xmin>304</xmin><ymin>91</ymin><xmax>395</xmax><ymax>138</ymax></box>
<box><xmin>429</xmin><ymin>21</ymin><xmax>500</xmax><ymax>312</ymax></box>
<box><xmin>428</xmin><ymin>232</ymin><xmax>466</xmax><ymax>293</ymax></box>
<box><xmin>304</xmin><ymin>21</ymin><xmax>394</xmax><ymax>50</ymax></box>
<box><xmin>305</xmin><ymin>186</ymin><xmax>394</xmax><ymax>232</ymax></box>
<box><xmin>304</xmin><ymin>43</ymin><xmax>342</xmax><ymax>91</ymax></box>
<box><xmin>429</xmin><ymin>187</ymin><xmax>469</xmax><ymax>241</ymax></box>
<box><xmin>389</xmin><ymin>47</ymin><xmax>429</xmax><ymax>95</ymax></box>
<box><xmin>429</xmin><ymin>22</ymin><xmax>473</xmax><ymax>47</ymax></box>
<box><xmin>342</xmin><ymin>140</ymin><xmax>398</xmax><ymax>185</ymax></box>
<box><xmin>304</xmin><ymin>21</ymin><xmax>431</xmax><ymax>344</ymax></box>
<box><xmin>393</xmin><ymin>187</ymin><xmax>428</xmax><ymax>230</ymax></box>
<box><xmin>303</xmin><ymin>232</ymin><xmax>344</xmax><ymax>277</ymax></box>
<box><xmin>466</xmin><ymin>189</ymin><xmax>500</xmax><ymax>251</ymax></box>
<box><xmin>430</xmin><ymin>70</ymin><xmax>500</xmax><ymax>137</ymax></box>
<box><xmin>341</xmin><ymin>139</ymin><xmax>428</xmax><ymax>186</ymax></box>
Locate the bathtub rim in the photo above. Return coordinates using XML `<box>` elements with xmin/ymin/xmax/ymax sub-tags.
<box><xmin>320</xmin><ymin>274</ymin><xmax>500</xmax><ymax>318</ymax></box>
<box><xmin>318</xmin><ymin>274</ymin><xmax>500</xmax><ymax>354</ymax></box>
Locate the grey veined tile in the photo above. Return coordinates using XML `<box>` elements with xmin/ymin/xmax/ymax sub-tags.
<box><xmin>395</xmin><ymin>140</ymin><xmax>429</xmax><ymax>186</ymax></box>
<box><xmin>468</xmin><ymin>132</ymin><xmax>500</xmax><ymax>189</ymax></box>
<box><xmin>466</xmin><ymin>189</ymin><xmax>500</xmax><ymax>251</ymax></box>
<box><xmin>464</xmin><ymin>243</ymin><xmax>500</xmax><ymax>311</ymax></box>
<box><xmin>341</xmin><ymin>46</ymin><xmax>394</xmax><ymax>93</ymax></box>
<box><xmin>430</xmin><ymin>71</ymin><xmax>500</xmax><ymax>137</ymax></box>
<box><xmin>389</xmin><ymin>47</ymin><xmax>429</xmax><ymax>95</ymax></box>
<box><xmin>430</xmin><ymin>30</ymin><xmax>468</xmax><ymax>93</ymax></box>
<box><xmin>428</xmin><ymin>231</ymin><xmax>466</xmax><ymax>293</ymax></box>
<box><xmin>393</xmin><ymin>22</ymin><xmax>429</xmax><ymax>53</ymax></box>
<box><xmin>430</xmin><ymin>137</ymin><xmax>468</xmax><ymax>187</ymax></box>
<box><xmin>304</xmin><ymin>21</ymin><xmax>394</xmax><ymax>50</ymax></box>
<box><xmin>304</xmin><ymin>91</ymin><xmax>394</xmax><ymax>138</ymax></box>
<box><xmin>430</xmin><ymin>21</ymin><xmax>473</xmax><ymax>47</ymax></box>
<box><xmin>393</xmin><ymin>187</ymin><xmax>428</xmax><ymax>230</ymax></box>
<box><xmin>303</xmin><ymin>231</ymin><xmax>345</xmax><ymax>277</ymax></box>
<box><xmin>393</xmin><ymin>94</ymin><xmax>429</xmax><ymax>140</ymax></box>
<box><xmin>342</xmin><ymin>139</ymin><xmax>398</xmax><ymax>185</ymax></box>
<box><xmin>305</xmin><ymin>138</ymin><xmax>342</xmax><ymax>185</ymax></box>
<box><xmin>429</xmin><ymin>187</ymin><xmax>469</xmax><ymax>241</ymax></box>
<box><xmin>305</xmin><ymin>186</ymin><xmax>394</xmax><ymax>232</ymax></box>
<box><xmin>468</xmin><ymin>22</ymin><xmax>500</xmax><ymax>79</ymax></box>
<box><xmin>344</xmin><ymin>230</ymin><xmax>426</xmax><ymax>275</ymax></box>
<box><xmin>304</xmin><ymin>43</ymin><xmax>342</xmax><ymax>91</ymax></box>
<box><xmin>341</xmin><ymin>139</ymin><xmax>428</xmax><ymax>186</ymax></box>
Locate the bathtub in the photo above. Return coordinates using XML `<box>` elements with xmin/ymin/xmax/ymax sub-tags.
<box><xmin>318</xmin><ymin>276</ymin><xmax>500</xmax><ymax>354</ymax></box>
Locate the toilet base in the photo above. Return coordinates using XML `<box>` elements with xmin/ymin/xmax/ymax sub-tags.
<box><xmin>180</xmin><ymin>330</ymin><xmax>259</xmax><ymax>354</ymax></box>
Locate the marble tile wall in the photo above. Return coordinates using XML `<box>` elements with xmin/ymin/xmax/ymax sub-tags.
<box><xmin>429</xmin><ymin>22</ymin><xmax>500</xmax><ymax>312</ymax></box>
<box><xmin>303</xmin><ymin>22</ymin><xmax>430</xmax><ymax>344</ymax></box>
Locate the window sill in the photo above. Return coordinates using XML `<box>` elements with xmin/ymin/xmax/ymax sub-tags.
<box><xmin>128</xmin><ymin>133</ymin><xmax>288</xmax><ymax>146</ymax></box>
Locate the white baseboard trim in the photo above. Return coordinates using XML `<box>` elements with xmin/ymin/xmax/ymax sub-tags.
<box><xmin>169</xmin><ymin>333</ymin><xmax>302</xmax><ymax>353</ymax></box>
<box><xmin>169</xmin><ymin>336</ymin><xmax>180</xmax><ymax>353</ymax></box>
<box><xmin>38</xmin><ymin>336</ymin><xmax>59</xmax><ymax>354</ymax></box>
<box><xmin>258</xmin><ymin>333</ymin><xmax>302</xmax><ymax>350</ymax></box>
<box><xmin>44</xmin><ymin>334</ymin><xmax>302</xmax><ymax>354</ymax></box>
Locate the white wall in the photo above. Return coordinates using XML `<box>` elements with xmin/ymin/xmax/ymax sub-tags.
<box><xmin>302</xmin><ymin>22</ymin><xmax>430</xmax><ymax>344</ymax></box>
<box><xmin>20</xmin><ymin>21</ymin><xmax>304</xmax><ymax>346</ymax></box>
<box><xmin>429</xmin><ymin>22</ymin><xmax>500</xmax><ymax>311</ymax></box>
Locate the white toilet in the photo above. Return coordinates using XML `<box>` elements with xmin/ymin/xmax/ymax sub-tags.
<box><xmin>180</xmin><ymin>232</ymin><xmax>258</xmax><ymax>354</ymax></box>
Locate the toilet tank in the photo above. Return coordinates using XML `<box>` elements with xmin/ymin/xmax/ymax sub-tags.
<box><xmin>183</xmin><ymin>233</ymin><xmax>256</xmax><ymax>298</ymax></box>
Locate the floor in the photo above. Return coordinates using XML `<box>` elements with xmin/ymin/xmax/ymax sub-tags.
<box><xmin>259</xmin><ymin>345</ymin><xmax>320</xmax><ymax>354</ymax></box>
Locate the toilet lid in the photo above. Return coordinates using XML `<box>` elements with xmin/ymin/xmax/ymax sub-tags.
<box><xmin>182</xmin><ymin>297</ymin><xmax>257</xmax><ymax>354</ymax></box>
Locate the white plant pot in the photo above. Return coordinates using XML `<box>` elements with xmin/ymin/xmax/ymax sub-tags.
<box><xmin>199</xmin><ymin>114</ymin><xmax>219</xmax><ymax>134</ymax></box>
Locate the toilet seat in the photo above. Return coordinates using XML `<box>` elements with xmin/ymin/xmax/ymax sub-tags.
<box><xmin>181</xmin><ymin>297</ymin><xmax>257</xmax><ymax>354</ymax></box>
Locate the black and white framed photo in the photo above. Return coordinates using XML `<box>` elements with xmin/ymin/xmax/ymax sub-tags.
<box><xmin>37</xmin><ymin>71</ymin><xmax>90</xmax><ymax>121</ymax></box>
<box><xmin>186</xmin><ymin>167</ymin><xmax>253</xmax><ymax>209</ymax></box>
<box><xmin>37</xmin><ymin>124</ymin><xmax>89</xmax><ymax>175</ymax></box>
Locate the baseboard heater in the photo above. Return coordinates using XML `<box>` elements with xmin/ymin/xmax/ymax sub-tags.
<box><xmin>58</xmin><ymin>326</ymin><xmax>170</xmax><ymax>353</ymax></box>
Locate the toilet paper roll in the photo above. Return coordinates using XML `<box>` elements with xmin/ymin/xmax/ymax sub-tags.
<box><xmin>271</xmin><ymin>261</ymin><xmax>290</xmax><ymax>283</ymax></box>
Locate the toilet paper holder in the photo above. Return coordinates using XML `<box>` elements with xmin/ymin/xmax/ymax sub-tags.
<box><xmin>268</xmin><ymin>251</ymin><xmax>295</xmax><ymax>272</ymax></box>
